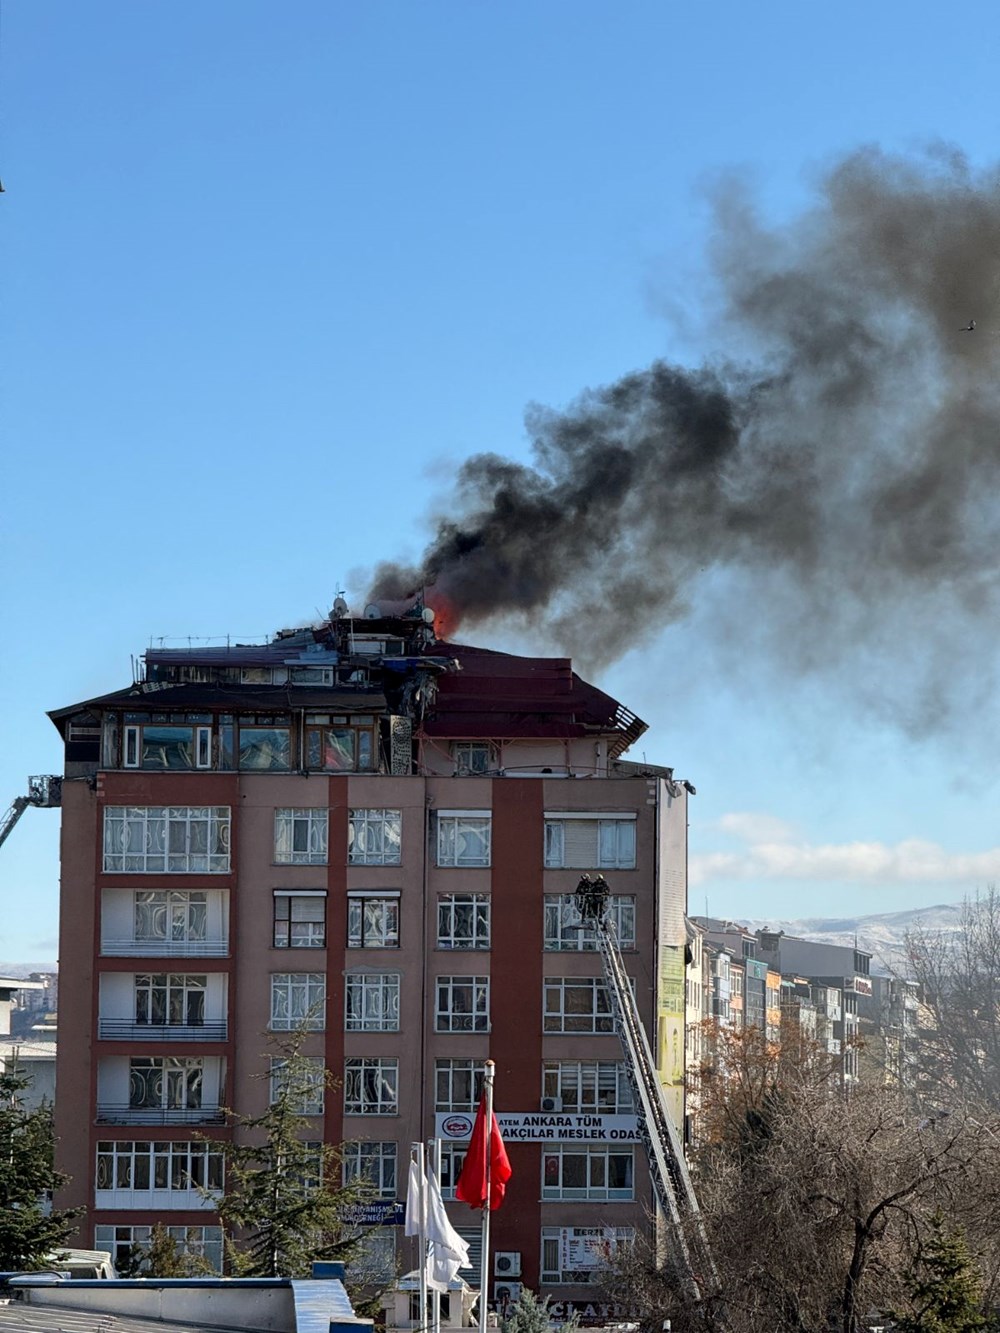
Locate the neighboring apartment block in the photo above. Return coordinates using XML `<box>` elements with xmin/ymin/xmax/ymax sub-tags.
<box><xmin>49</xmin><ymin>603</ymin><xmax>690</xmax><ymax>1303</ymax></box>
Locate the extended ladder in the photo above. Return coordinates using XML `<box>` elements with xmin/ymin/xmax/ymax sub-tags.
<box><xmin>591</xmin><ymin>906</ymin><xmax>721</xmax><ymax>1307</ymax></box>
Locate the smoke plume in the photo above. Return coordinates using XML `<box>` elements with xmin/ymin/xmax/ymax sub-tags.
<box><xmin>369</xmin><ymin>147</ymin><xmax>1000</xmax><ymax>736</ymax></box>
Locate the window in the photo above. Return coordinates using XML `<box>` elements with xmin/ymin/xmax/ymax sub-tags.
<box><xmin>238</xmin><ymin>716</ymin><xmax>291</xmax><ymax>771</ymax></box>
<box><xmin>540</xmin><ymin>1227</ymin><xmax>633</xmax><ymax>1285</ymax></box>
<box><xmin>542</xmin><ymin>1146</ymin><xmax>633</xmax><ymax>1200</ymax></box>
<box><xmin>270</xmin><ymin>973</ymin><xmax>326</xmax><ymax>1030</ymax></box>
<box><xmin>435</xmin><ymin>976</ymin><xmax>489</xmax><ymax>1033</ymax></box>
<box><xmin>275</xmin><ymin>808</ymin><xmax>328</xmax><ymax>865</ymax></box>
<box><xmin>95</xmin><ymin>1226</ymin><xmax>224</xmax><ymax>1275</ymax></box>
<box><xmin>544</xmin><ymin>895</ymin><xmax>636</xmax><ymax>951</ymax></box>
<box><xmin>345</xmin><ymin>973</ymin><xmax>400</xmax><ymax>1031</ymax></box>
<box><xmin>434</xmin><ymin>1059</ymin><xmax>484</xmax><ymax>1112</ymax></box>
<box><xmin>341</xmin><ymin>1141</ymin><xmax>397</xmax><ymax>1197</ymax></box>
<box><xmin>543</xmin><ymin>977</ymin><xmax>614</xmax><ymax>1033</ymax></box>
<box><xmin>437</xmin><ymin>895</ymin><xmax>490</xmax><ymax>950</ymax></box>
<box><xmin>292</xmin><ymin>667</ymin><xmax>335</xmax><ymax>686</ymax></box>
<box><xmin>347</xmin><ymin>894</ymin><xmax>400</xmax><ymax>949</ymax></box>
<box><xmin>270</xmin><ymin>1057</ymin><xmax>325</xmax><ymax>1115</ymax></box>
<box><xmin>96</xmin><ymin>1140</ymin><xmax>223</xmax><ymax>1197</ymax></box>
<box><xmin>344</xmin><ymin>1059</ymin><xmax>398</xmax><ymax>1115</ymax></box>
<box><xmin>438</xmin><ymin>1142</ymin><xmax>468</xmax><ymax>1199</ymax></box>
<box><xmin>452</xmin><ymin>742</ymin><xmax>496</xmax><ymax>775</ymax></box>
<box><xmin>437</xmin><ymin>814</ymin><xmax>491</xmax><ymax>867</ymax></box>
<box><xmin>306</xmin><ymin>716</ymin><xmax>376</xmax><ymax>771</ymax></box>
<box><xmin>273</xmin><ymin>893</ymin><xmax>327</xmax><ymax>948</ymax></box>
<box><xmin>121</xmin><ymin>714</ymin><xmax>213</xmax><ymax>771</ymax></box>
<box><xmin>348</xmin><ymin>809</ymin><xmax>402</xmax><ymax>865</ymax></box>
<box><xmin>131</xmin><ymin>891</ymin><xmax>208</xmax><ymax>948</ymax></box>
<box><xmin>129</xmin><ymin>1057</ymin><xmax>203</xmax><ymax>1112</ymax></box>
<box><xmin>542</xmin><ymin>1061</ymin><xmax>632</xmax><ymax>1113</ymax></box>
<box><xmin>543</xmin><ymin>816</ymin><xmax>636</xmax><ymax>869</ymax></box>
<box><xmin>135</xmin><ymin>974</ymin><xmax>206</xmax><ymax>1027</ymax></box>
<box><xmin>103</xmin><ymin>807</ymin><xmax>231</xmax><ymax>874</ymax></box>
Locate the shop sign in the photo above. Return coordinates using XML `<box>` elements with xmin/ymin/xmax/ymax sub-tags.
<box><xmin>435</xmin><ymin>1112</ymin><xmax>639</xmax><ymax>1143</ymax></box>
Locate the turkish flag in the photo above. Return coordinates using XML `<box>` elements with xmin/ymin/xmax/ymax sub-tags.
<box><xmin>455</xmin><ymin>1094</ymin><xmax>512</xmax><ymax>1210</ymax></box>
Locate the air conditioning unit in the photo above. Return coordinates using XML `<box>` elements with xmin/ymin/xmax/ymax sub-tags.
<box><xmin>540</xmin><ymin>1096</ymin><xmax>562</xmax><ymax>1113</ymax></box>
<box><xmin>494</xmin><ymin>1282</ymin><xmax>522</xmax><ymax>1307</ymax></box>
<box><xmin>494</xmin><ymin>1251</ymin><xmax>521</xmax><ymax>1277</ymax></box>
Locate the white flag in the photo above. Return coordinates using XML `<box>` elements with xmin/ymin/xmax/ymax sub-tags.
<box><xmin>405</xmin><ymin>1156</ymin><xmax>426</xmax><ymax>1238</ymax></box>
<box><xmin>425</xmin><ymin>1162</ymin><xmax>471</xmax><ymax>1292</ymax></box>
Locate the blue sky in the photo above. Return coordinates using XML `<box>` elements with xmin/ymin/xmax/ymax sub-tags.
<box><xmin>4</xmin><ymin>2</ymin><xmax>1000</xmax><ymax>961</ymax></box>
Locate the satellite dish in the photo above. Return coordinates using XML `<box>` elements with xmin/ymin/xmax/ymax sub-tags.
<box><xmin>422</xmin><ymin>607</ymin><xmax>436</xmax><ymax>624</ymax></box>
<box><xmin>364</xmin><ymin>603</ymin><xmax>381</xmax><ymax>620</ymax></box>
<box><xmin>332</xmin><ymin>597</ymin><xmax>349</xmax><ymax>618</ymax></box>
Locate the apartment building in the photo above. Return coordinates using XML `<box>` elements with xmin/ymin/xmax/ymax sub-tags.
<box><xmin>48</xmin><ymin>603</ymin><xmax>690</xmax><ymax>1304</ymax></box>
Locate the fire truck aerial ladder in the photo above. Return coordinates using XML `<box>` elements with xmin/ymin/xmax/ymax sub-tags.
<box><xmin>574</xmin><ymin>874</ymin><xmax>722</xmax><ymax>1315</ymax></box>
<box><xmin>0</xmin><ymin>776</ymin><xmax>62</xmax><ymax>852</ymax></box>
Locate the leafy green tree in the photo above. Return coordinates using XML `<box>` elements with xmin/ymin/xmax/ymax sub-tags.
<box><xmin>891</xmin><ymin>1213</ymin><xmax>988</xmax><ymax>1333</ymax></box>
<box><xmin>0</xmin><ymin>1065</ymin><xmax>79</xmax><ymax>1270</ymax></box>
<box><xmin>209</xmin><ymin>1029</ymin><xmax>375</xmax><ymax>1278</ymax></box>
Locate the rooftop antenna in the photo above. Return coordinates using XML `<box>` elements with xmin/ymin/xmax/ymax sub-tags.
<box><xmin>336</xmin><ymin>587</ymin><xmax>355</xmax><ymax>654</ymax></box>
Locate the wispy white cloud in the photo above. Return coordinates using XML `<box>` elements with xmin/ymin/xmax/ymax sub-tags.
<box><xmin>691</xmin><ymin>815</ymin><xmax>1000</xmax><ymax>887</ymax></box>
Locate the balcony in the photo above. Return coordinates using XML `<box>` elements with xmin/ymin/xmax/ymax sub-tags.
<box><xmin>101</xmin><ymin>937</ymin><xmax>228</xmax><ymax>959</ymax></box>
<box><xmin>98</xmin><ymin>1020</ymin><xmax>228</xmax><ymax>1042</ymax></box>
<box><xmin>96</xmin><ymin>1104</ymin><xmax>226</xmax><ymax>1126</ymax></box>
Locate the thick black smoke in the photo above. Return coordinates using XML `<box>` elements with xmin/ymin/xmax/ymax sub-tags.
<box><xmin>370</xmin><ymin>147</ymin><xmax>1000</xmax><ymax>735</ymax></box>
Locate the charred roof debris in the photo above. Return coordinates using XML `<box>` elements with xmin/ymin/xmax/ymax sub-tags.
<box><xmin>49</xmin><ymin>597</ymin><xmax>647</xmax><ymax>778</ymax></box>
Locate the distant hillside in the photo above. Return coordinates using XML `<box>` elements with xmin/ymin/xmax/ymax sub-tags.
<box><xmin>0</xmin><ymin>961</ymin><xmax>57</xmax><ymax>978</ymax></box>
<box><xmin>738</xmin><ymin>903</ymin><xmax>965</xmax><ymax>974</ymax></box>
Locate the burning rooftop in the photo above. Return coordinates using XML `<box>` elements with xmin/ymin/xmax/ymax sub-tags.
<box><xmin>49</xmin><ymin>599</ymin><xmax>648</xmax><ymax>777</ymax></box>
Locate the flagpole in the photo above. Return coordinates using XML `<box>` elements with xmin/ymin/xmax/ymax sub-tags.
<box><xmin>414</xmin><ymin>1141</ymin><xmax>428</xmax><ymax>1332</ymax></box>
<box><xmin>427</xmin><ymin>1137</ymin><xmax>442</xmax><ymax>1333</ymax></box>
<box><xmin>478</xmin><ymin>1059</ymin><xmax>495</xmax><ymax>1333</ymax></box>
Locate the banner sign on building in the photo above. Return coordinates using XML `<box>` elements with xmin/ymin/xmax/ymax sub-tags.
<box><xmin>341</xmin><ymin>1201</ymin><xmax>406</xmax><ymax>1227</ymax></box>
<box><xmin>435</xmin><ymin>1112</ymin><xmax>639</xmax><ymax>1143</ymax></box>
<box><xmin>558</xmin><ymin>1228</ymin><xmax>622</xmax><ymax>1271</ymax></box>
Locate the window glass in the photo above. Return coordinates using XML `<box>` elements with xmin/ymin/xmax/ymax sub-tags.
<box><xmin>239</xmin><ymin>726</ymin><xmax>291</xmax><ymax>771</ymax></box>
<box><xmin>437</xmin><ymin>816</ymin><xmax>491</xmax><ymax>867</ymax></box>
<box><xmin>345</xmin><ymin>974</ymin><xmax>400</xmax><ymax>1031</ymax></box>
<box><xmin>104</xmin><ymin>808</ymin><xmax>230</xmax><ymax>874</ymax></box>
<box><xmin>435</xmin><ymin>976</ymin><xmax>490</xmax><ymax>1033</ymax></box>
<box><xmin>543</xmin><ymin>818</ymin><xmax>636</xmax><ymax>869</ymax></box>
<box><xmin>437</xmin><ymin>895</ymin><xmax>490</xmax><ymax>950</ymax></box>
<box><xmin>344</xmin><ymin>1059</ymin><xmax>398</xmax><ymax>1115</ymax></box>
<box><xmin>273</xmin><ymin>894</ymin><xmax>326</xmax><ymax>948</ymax></box>
<box><xmin>348</xmin><ymin>810</ymin><xmax>402</xmax><ymax>865</ymax></box>
<box><xmin>341</xmin><ymin>1141</ymin><xmax>397</xmax><ymax>1197</ymax></box>
<box><xmin>275</xmin><ymin>809</ymin><xmax>328</xmax><ymax>865</ymax></box>
<box><xmin>544</xmin><ymin>895</ymin><xmax>635</xmax><ymax>950</ymax></box>
<box><xmin>347</xmin><ymin>896</ymin><xmax>400</xmax><ymax>948</ymax></box>
<box><xmin>270</xmin><ymin>973</ymin><xmax>326</xmax><ymax>1030</ymax></box>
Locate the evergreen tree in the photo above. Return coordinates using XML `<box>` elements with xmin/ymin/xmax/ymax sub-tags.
<box><xmin>0</xmin><ymin>1065</ymin><xmax>79</xmax><ymax>1270</ymax></box>
<box><xmin>501</xmin><ymin>1286</ymin><xmax>579</xmax><ymax>1333</ymax></box>
<box><xmin>210</xmin><ymin>1028</ymin><xmax>375</xmax><ymax>1278</ymax></box>
<box><xmin>891</xmin><ymin>1212</ymin><xmax>987</xmax><ymax>1333</ymax></box>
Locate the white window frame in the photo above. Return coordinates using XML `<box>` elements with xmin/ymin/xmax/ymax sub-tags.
<box><xmin>439</xmin><ymin>1142</ymin><xmax>468</xmax><ymax>1199</ymax></box>
<box><xmin>341</xmin><ymin>1141</ymin><xmax>398</xmax><ymax>1197</ymax></box>
<box><xmin>543</xmin><ymin>813</ymin><xmax>637</xmax><ymax>870</ymax></box>
<box><xmin>541</xmin><ymin>1145</ymin><xmax>634</xmax><ymax>1201</ymax></box>
<box><xmin>452</xmin><ymin>742</ymin><xmax>497</xmax><ymax>775</ymax></box>
<box><xmin>134</xmin><ymin>973</ymin><xmax>207</xmax><ymax>1027</ymax></box>
<box><xmin>103</xmin><ymin>806</ymin><xmax>231</xmax><ymax>874</ymax></box>
<box><xmin>270</xmin><ymin>973</ymin><xmax>326</xmax><ymax>1030</ymax></box>
<box><xmin>274</xmin><ymin>808</ymin><xmax>328</xmax><ymax>866</ymax></box>
<box><xmin>95</xmin><ymin>1140</ymin><xmax>224</xmax><ymax>1197</ymax></box>
<box><xmin>273</xmin><ymin>892</ymin><xmax>327</xmax><ymax>948</ymax></box>
<box><xmin>435</xmin><ymin>976</ymin><xmax>490</xmax><ymax>1033</ymax></box>
<box><xmin>542</xmin><ymin>1061</ymin><xmax>632</xmax><ymax>1113</ymax></box>
<box><xmin>195</xmin><ymin>726</ymin><xmax>212</xmax><ymax>769</ymax></box>
<box><xmin>344</xmin><ymin>1058</ymin><xmax>398</xmax><ymax>1116</ymax></box>
<box><xmin>436</xmin><ymin>812</ymin><xmax>492</xmax><ymax>868</ymax></box>
<box><xmin>95</xmin><ymin>1225</ymin><xmax>224</xmax><ymax>1275</ymax></box>
<box><xmin>128</xmin><ymin>1057</ymin><xmax>204</xmax><ymax>1112</ymax></box>
<box><xmin>434</xmin><ymin>1059</ymin><xmax>485</xmax><ymax>1113</ymax></box>
<box><xmin>345</xmin><ymin>973</ymin><xmax>400</xmax><ymax>1032</ymax></box>
<box><xmin>348</xmin><ymin>809</ymin><xmax>402</xmax><ymax>866</ymax></box>
<box><xmin>543</xmin><ymin>977</ymin><xmax>615</xmax><ymax>1034</ymax></box>
<box><xmin>437</xmin><ymin>894</ymin><xmax>491</xmax><ymax>950</ymax></box>
<box><xmin>269</xmin><ymin>1056</ymin><xmax>325</xmax><ymax>1114</ymax></box>
<box><xmin>544</xmin><ymin>894</ymin><xmax>636</xmax><ymax>951</ymax></box>
<box><xmin>347</xmin><ymin>892</ymin><xmax>400</xmax><ymax>948</ymax></box>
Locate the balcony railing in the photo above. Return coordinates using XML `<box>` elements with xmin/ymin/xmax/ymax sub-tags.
<box><xmin>98</xmin><ymin>1020</ymin><xmax>228</xmax><ymax>1042</ymax></box>
<box><xmin>96</xmin><ymin>1104</ymin><xmax>226</xmax><ymax>1126</ymax></box>
<box><xmin>100</xmin><ymin>938</ymin><xmax>229</xmax><ymax>958</ymax></box>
